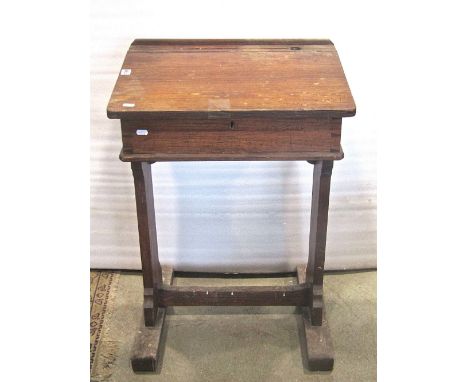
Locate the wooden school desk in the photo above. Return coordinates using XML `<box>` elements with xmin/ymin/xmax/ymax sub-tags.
<box><xmin>107</xmin><ymin>39</ymin><xmax>356</xmax><ymax>372</ymax></box>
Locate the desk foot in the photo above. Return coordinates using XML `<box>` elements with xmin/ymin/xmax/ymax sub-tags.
<box><xmin>131</xmin><ymin>266</ymin><xmax>173</xmax><ymax>373</ymax></box>
<box><xmin>300</xmin><ymin>307</ymin><xmax>334</xmax><ymax>371</ymax></box>
<box><xmin>131</xmin><ymin>309</ymin><xmax>167</xmax><ymax>372</ymax></box>
<box><xmin>297</xmin><ymin>265</ymin><xmax>334</xmax><ymax>371</ymax></box>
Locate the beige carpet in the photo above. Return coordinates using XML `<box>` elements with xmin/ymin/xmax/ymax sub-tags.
<box><xmin>91</xmin><ymin>270</ymin><xmax>376</xmax><ymax>381</ymax></box>
<box><xmin>91</xmin><ymin>271</ymin><xmax>120</xmax><ymax>374</ymax></box>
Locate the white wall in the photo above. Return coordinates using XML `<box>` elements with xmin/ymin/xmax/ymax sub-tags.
<box><xmin>90</xmin><ymin>1</ymin><xmax>376</xmax><ymax>271</ymax></box>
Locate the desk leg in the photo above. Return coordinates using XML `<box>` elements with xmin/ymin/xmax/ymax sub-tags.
<box><xmin>131</xmin><ymin>267</ymin><xmax>173</xmax><ymax>372</ymax></box>
<box><xmin>131</xmin><ymin>162</ymin><xmax>163</xmax><ymax>327</ymax></box>
<box><xmin>301</xmin><ymin>160</ymin><xmax>334</xmax><ymax>371</ymax></box>
<box><xmin>306</xmin><ymin>160</ymin><xmax>333</xmax><ymax>325</ymax></box>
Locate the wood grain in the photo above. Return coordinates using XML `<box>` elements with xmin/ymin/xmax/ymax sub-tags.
<box><xmin>107</xmin><ymin>39</ymin><xmax>355</xmax><ymax>373</ymax></box>
<box><xmin>131</xmin><ymin>267</ymin><xmax>173</xmax><ymax>373</ymax></box>
<box><xmin>107</xmin><ymin>39</ymin><xmax>355</xmax><ymax>119</ymax></box>
<box><xmin>157</xmin><ymin>283</ymin><xmax>310</xmax><ymax>306</ymax></box>
<box><xmin>120</xmin><ymin>117</ymin><xmax>342</xmax><ymax>161</ymax></box>
<box><xmin>297</xmin><ymin>265</ymin><xmax>334</xmax><ymax>371</ymax></box>
<box><xmin>306</xmin><ymin>160</ymin><xmax>333</xmax><ymax>325</ymax></box>
<box><xmin>131</xmin><ymin>162</ymin><xmax>163</xmax><ymax>326</ymax></box>
<box><xmin>119</xmin><ymin>148</ymin><xmax>344</xmax><ymax>162</ymax></box>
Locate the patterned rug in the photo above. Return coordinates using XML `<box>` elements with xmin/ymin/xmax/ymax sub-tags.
<box><xmin>90</xmin><ymin>271</ymin><xmax>119</xmax><ymax>371</ymax></box>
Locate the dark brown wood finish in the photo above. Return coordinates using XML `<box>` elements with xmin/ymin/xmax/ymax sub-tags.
<box><xmin>297</xmin><ymin>265</ymin><xmax>334</xmax><ymax>371</ymax></box>
<box><xmin>158</xmin><ymin>284</ymin><xmax>310</xmax><ymax>306</ymax></box>
<box><xmin>306</xmin><ymin>160</ymin><xmax>333</xmax><ymax>326</ymax></box>
<box><xmin>131</xmin><ymin>162</ymin><xmax>163</xmax><ymax>326</ymax></box>
<box><xmin>120</xmin><ymin>117</ymin><xmax>342</xmax><ymax>161</ymax></box>
<box><xmin>132</xmin><ymin>267</ymin><xmax>173</xmax><ymax>372</ymax></box>
<box><xmin>107</xmin><ymin>39</ymin><xmax>356</xmax><ymax>373</ymax></box>
<box><xmin>120</xmin><ymin>147</ymin><xmax>344</xmax><ymax>163</ymax></box>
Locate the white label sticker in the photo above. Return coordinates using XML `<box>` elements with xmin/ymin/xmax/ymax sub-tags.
<box><xmin>136</xmin><ymin>129</ymin><xmax>148</xmax><ymax>136</ymax></box>
<box><xmin>120</xmin><ymin>68</ymin><xmax>132</xmax><ymax>75</ymax></box>
<box><xmin>122</xmin><ymin>103</ymin><xmax>135</xmax><ymax>108</ymax></box>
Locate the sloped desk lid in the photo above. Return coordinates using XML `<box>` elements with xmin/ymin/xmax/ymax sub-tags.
<box><xmin>107</xmin><ymin>39</ymin><xmax>356</xmax><ymax>119</ymax></box>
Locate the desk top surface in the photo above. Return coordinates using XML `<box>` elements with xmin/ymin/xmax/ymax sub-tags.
<box><xmin>107</xmin><ymin>39</ymin><xmax>355</xmax><ymax>119</ymax></box>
